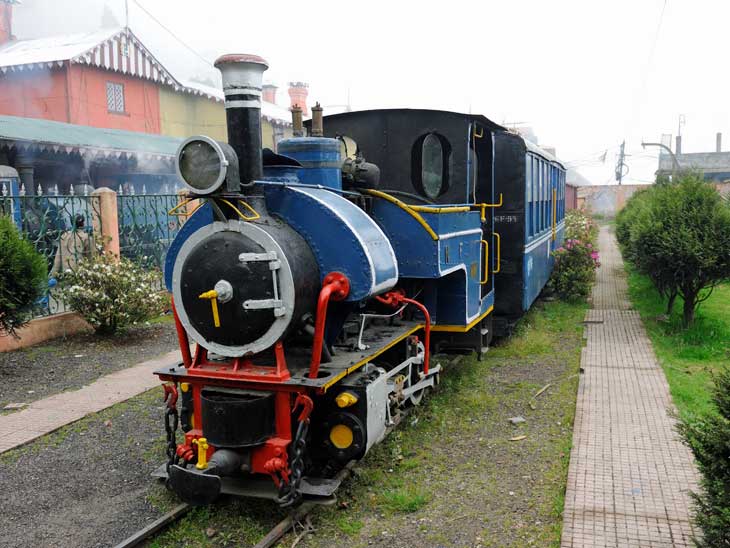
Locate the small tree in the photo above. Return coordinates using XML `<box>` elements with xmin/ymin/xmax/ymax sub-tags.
<box><xmin>617</xmin><ymin>187</ymin><xmax>680</xmax><ymax>314</ymax></box>
<box><xmin>678</xmin><ymin>367</ymin><xmax>730</xmax><ymax>547</ymax></box>
<box><xmin>58</xmin><ymin>251</ymin><xmax>167</xmax><ymax>335</ymax></box>
<box><xmin>620</xmin><ymin>174</ymin><xmax>730</xmax><ymax>327</ymax></box>
<box><xmin>0</xmin><ymin>216</ymin><xmax>47</xmax><ymax>336</ymax></box>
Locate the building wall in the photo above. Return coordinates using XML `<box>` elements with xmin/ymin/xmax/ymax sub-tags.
<box><xmin>66</xmin><ymin>64</ymin><xmax>160</xmax><ymax>133</ymax></box>
<box><xmin>158</xmin><ymin>87</ymin><xmax>292</xmax><ymax>149</ymax></box>
<box><xmin>158</xmin><ymin>88</ymin><xmax>227</xmax><ymax>141</ymax></box>
<box><xmin>566</xmin><ymin>183</ymin><xmax>578</xmax><ymax>210</ymax></box>
<box><xmin>0</xmin><ymin>67</ymin><xmax>70</xmax><ymax>122</ymax></box>
<box><xmin>577</xmin><ymin>184</ymin><xmax>649</xmax><ymax>217</ymax></box>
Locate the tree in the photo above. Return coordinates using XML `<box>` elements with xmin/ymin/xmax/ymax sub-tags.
<box><xmin>616</xmin><ymin>186</ymin><xmax>679</xmax><ymax>315</ymax></box>
<box><xmin>622</xmin><ymin>173</ymin><xmax>730</xmax><ymax>327</ymax></box>
<box><xmin>678</xmin><ymin>367</ymin><xmax>730</xmax><ymax>547</ymax></box>
<box><xmin>0</xmin><ymin>216</ymin><xmax>47</xmax><ymax>336</ymax></box>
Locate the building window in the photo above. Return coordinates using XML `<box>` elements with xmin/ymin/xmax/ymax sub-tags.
<box><xmin>412</xmin><ymin>132</ymin><xmax>451</xmax><ymax>200</ymax></box>
<box><xmin>106</xmin><ymin>82</ymin><xmax>125</xmax><ymax>113</ymax></box>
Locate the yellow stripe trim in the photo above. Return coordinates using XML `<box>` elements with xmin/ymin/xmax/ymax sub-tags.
<box><xmin>321</xmin><ymin>325</ymin><xmax>423</xmax><ymax>391</ymax></box>
<box><xmin>363</xmin><ymin>189</ymin><xmax>439</xmax><ymax>241</ymax></box>
<box><xmin>431</xmin><ymin>305</ymin><xmax>493</xmax><ymax>333</ymax></box>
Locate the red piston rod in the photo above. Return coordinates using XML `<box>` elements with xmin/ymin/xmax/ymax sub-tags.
<box><xmin>376</xmin><ymin>291</ymin><xmax>431</xmax><ymax>375</ymax></box>
<box><xmin>308</xmin><ymin>272</ymin><xmax>350</xmax><ymax>379</ymax></box>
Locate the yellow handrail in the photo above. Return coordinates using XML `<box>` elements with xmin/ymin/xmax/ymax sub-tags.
<box><xmin>493</xmin><ymin>232</ymin><xmax>501</xmax><ymax>273</ymax></box>
<box><xmin>363</xmin><ymin>189</ymin><xmax>438</xmax><ymax>241</ymax></box>
<box><xmin>218</xmin><ymin>198</ymin><xmax>261</xmax><ymax>221</ymax></box>
<box><xmin>168</xmin><ymin>198</ymin><xmax>204</xmax><ymax>218</ymax></box>
<box><xmin>410</xmin><ymin>205</ymin><xmax>471</xmax><ymax>214</ymax></box>
<box><xmin>480</xmin><ymin>239</ymin><xmax>489</xmax><ymax>285</ymax></box>
<box><xmin>477</xmin><ymin>193</ymin><xmax>504</xmax><ymax>222</ymax></box>
<box><xmin>552</xmin><ymin>189</ymin><xmax>557</xmax><ymax>241</ymax></box>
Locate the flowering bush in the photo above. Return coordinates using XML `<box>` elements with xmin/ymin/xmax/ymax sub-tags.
<box><xmin>58</xmin><ymin>251</ymin><xmax>167</xmax><ymax>334</ymax></box>
<box><xmin>565</xmin><ymin>209</ymin><xmax>598</xmax><ymax>245</ymax></box>
<box><xmin>548</xmin><ymin>237</ymin><xmax>600</xmax><ymax>302</ymax></box>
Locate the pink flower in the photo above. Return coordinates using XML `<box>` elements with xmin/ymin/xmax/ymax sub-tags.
<box><xmin>591</xmin><ymin>251</ymin><xmax>599</xmax><ymax>260</ymax></box>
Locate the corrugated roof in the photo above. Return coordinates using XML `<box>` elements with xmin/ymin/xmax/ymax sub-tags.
<box><xmin>0</xmin><ymin>115</ymin><xmax>182</xmax><ymax>159</ymax></box>
<box><xmin>0</xmin><ymin>27</ymin><xmax>178</xmax><ymax>86</ymax></box>
<box><xmin>0</xmin><ymin>28</ymin><xmax>119</xmax><ymax>68</ymax></box>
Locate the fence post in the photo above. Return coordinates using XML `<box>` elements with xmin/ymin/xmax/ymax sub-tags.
<box><xmin>91</xmin><ymin>187</ymin><xmax>120</xmax><ymax>259</ymax></box>
<box><xmin>176</xmin><ymin>189</ymin><xmax>199</xmax><ymax>225</ymax></box>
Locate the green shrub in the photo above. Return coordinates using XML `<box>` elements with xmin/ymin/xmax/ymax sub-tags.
<box><xmin>0</xmin><ymin>215</ymin><xmax>47</xmax><ymax>336</ymax></box>
<box><xmin>548</xmin><ymin>238</ymin><xmax>600</xmax><ymax>302</ymax></box>
<box><xmin>58</xmin><ymin>251</ymin><xmax>167</xmax><ymax>334</ymax></box>
<box><xmin>678</xmin><ymin>367</ymin><xmax>730</xmax><ymax>547</ymax></box>
<box><xmin>617</xmin><ymin>173</ymin><xmax>730</xmax><ymax>327</ymax></box>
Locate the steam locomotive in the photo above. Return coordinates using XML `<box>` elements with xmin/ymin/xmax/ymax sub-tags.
<box><xmin>154</xmin><ymin>53</ymin><xmax>566</xmax><ymax>507</ymax></box>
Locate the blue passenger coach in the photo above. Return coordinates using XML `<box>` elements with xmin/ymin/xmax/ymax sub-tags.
<box><xmin>492</xmin><ymin>132</ymin><xmax>566</xmax><ymax>333</ymax></box>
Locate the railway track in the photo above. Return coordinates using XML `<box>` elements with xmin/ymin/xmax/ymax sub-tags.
<box><xmin>112</xmin><ymin>462</ymin><xmax>355</xmax><ymax>548</ymax></box>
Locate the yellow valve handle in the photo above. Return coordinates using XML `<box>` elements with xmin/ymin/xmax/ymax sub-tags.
<box><xmin>193</xmin><ymin>437</ymin><xmax>209</xmax><ymax>470</ymax></box>
<box><xmin>198</xmin><ymin>289</ymin><xmax>220</xmax><ymax>328</ymax></box>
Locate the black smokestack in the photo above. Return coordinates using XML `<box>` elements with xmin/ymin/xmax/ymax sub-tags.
<box><xmin>214</xmin><ymin>54</ymin><xmax>268</xmax><ymax>189</ymax></box>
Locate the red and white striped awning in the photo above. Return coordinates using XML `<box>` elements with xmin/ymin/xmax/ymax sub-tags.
<box><xmin>0</xmin><ymin>27</ymin><xmax>176</xmax><ymax>86</ymax></box>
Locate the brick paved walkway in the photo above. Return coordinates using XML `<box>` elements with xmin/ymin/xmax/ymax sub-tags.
<box><xmin>561</xmin><ymin>227</ymin><xmax>700</xmax><ymax>547</ymax></box>
<box><xmin>0</xmin><ymin>350</ymin><xmax>180</xmax><ymax>454</ymax></box>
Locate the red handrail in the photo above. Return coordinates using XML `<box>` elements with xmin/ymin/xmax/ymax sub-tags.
<box><xmin>308</xmin><ymin>272</ymin><xmax>350</xmax><ymax>379</ymax></box>
<box><xmin>375</xmin><ymin>291</ymin><xmax>431</xmax><ymax>375</ymax></box>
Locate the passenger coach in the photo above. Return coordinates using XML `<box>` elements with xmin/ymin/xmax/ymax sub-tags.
<box><xmin>492</xmin><ymin>132</ymin><xmax>566</xmax><ymax>333</ymax></box>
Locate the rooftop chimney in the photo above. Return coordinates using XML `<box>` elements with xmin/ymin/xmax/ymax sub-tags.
<box><xmin>288</xmin><ymin>82</ymin><xmax>309</xmax><ymax>117</ymax></box>
<box><xmin>262</xmin><ymin>84</ymin><xmax>277</xmax><ymax>104</ymax></box>
<box><xmin>0</xmin><ymin>0</ymin><xmax>16</xmax><ymax>46</ymax></box>
<box><xmin>717</xmin><ymin>132</ymin><xmax>722</xmax><ymax>153</ymax></box>
<box><xmin>675</xmin><ymin>135</ymin><xmax>682</xmax><ymax>155</ymax></box>
<box><xmin>214</xmin><ymin>53</ymin><xmax>268</xmax><ymax>188</ymax></box>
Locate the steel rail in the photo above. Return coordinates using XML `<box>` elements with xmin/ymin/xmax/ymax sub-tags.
<box><xmin>112</xmin><ymin>502</ymin><xmax>192</xmax><ymax>548</ymax></box>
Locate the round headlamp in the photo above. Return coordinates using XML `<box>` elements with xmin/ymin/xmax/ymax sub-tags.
<box><xmin>176</xmin><ymin>135</ymin><xmax>238</xmax><ymax>195</ymax></box>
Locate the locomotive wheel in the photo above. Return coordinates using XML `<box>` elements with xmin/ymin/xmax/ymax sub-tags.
<box><xmin>407</xmin><ymin>363</ymin><xmax>426</xmax><ymax>406</ymax></box>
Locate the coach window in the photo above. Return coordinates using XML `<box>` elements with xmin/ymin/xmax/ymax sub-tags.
<box><xmin>533</xmin><ymin>157</ymin><xmax>539</xmax><ymax>233</ymax></box>
<box><xmin>412</xmin><ymin>133</ymin><xmax>451</xmax><ymax>199</ymax></box>
<box><xmin>526</xmin><ymin>156</ymin><xmax>532</xmax><ymax>237</ymax></box>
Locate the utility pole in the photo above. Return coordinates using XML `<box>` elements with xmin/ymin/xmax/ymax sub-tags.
<box><xmin>615</xmin><ymin>140</ymin><xmax>629</xmax><ymax>185</ymax></box>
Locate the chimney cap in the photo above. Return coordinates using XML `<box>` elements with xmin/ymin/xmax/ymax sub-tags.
<box><xmin>262</xmin><ymin>83</ymin><xmax>278</xmax><ymax>89</ymax></box>
<box><xmin>289</xmin><ymin>81</ymin><xmax>309</xmax><ymax>88</ymax></box>
<box><xmin>214</xmin><ymin>53</ymin><xmax>268</xmax><ymax>69</ymax></box>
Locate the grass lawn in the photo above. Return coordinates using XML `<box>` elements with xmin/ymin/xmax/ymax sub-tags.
<box><xmin>151</xmin><ymin>298</ymin><xmax>588</xmax><ymax>548</ymax></box>
<box><xmin>625</xmin><ymin>267</ymin><xmax>730</xmax><ymax>420</ymax></box>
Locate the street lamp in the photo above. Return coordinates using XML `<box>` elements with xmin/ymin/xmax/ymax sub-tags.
<box><xmin>641</xmin><ymin>141</ymin><xmax>681</xmax><ymax>178</ymax></box>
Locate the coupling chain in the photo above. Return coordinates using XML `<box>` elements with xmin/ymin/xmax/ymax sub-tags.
<box><xmin>163</xmin><ymin>383</ymin><xmax>180</xmax><ymax>476</ymax></box>
<box><xmin>277</xmin><ymin>419</ymin><xmax>308</xmax><ymax>507</ymax></box>
<box><xmin>276</xmin><ymin>393</ymin><xmax>314</xmax><ymax>508</ymax></box>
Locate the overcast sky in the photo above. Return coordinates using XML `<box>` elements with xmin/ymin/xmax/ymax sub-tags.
<box><xmin>12</xmin><ymin>0</ymin><xmax>730</xmax><ymax>185</ymax></box>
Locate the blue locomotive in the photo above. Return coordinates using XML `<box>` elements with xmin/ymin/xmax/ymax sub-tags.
<box><xmin>154</xmin><ymin>53</ymin><xmax>564</xmax><ymax>507</ymax></box>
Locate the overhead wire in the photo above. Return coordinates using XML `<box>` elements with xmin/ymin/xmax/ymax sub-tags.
<box><xmin>131</xmin><ymin>0</ymin><xmax>214</xmax><ymax>67</ymax></box>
